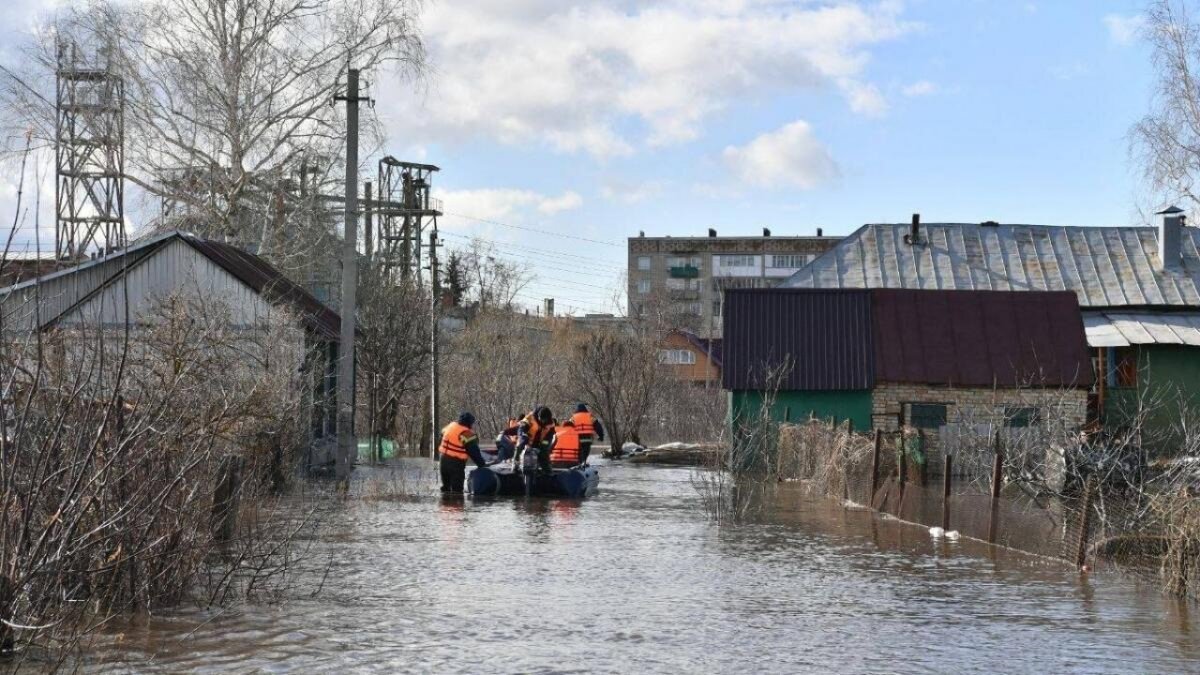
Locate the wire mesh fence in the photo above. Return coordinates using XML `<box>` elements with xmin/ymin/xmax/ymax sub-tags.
<box><xmin>776</xmin><ymin>420</ymin><xmax>1200</xmax><ymax>597</ymax></box>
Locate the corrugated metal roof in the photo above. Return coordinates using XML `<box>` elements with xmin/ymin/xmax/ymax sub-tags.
<box><xmin>1084</xmin><ymin>311</ymin><xmax>1200</xmax><ymax>347</ymax></box>
<box><xmin>723</xmin><ymin>289</ymin><xmax>875</xmax><ymax>391</ymax></box>
<box><xmin>722</xmin><ymin>288</ymin><xmax>1093</xmax><ymax>391</ymax></box>
<box><xmin>180</xmin><ymin>235</ymin><xmax>342</xmax><ymax>340</ymax></box>
<box><xmin>1</xmin><ymin>231</ymin><xmax>343</xmax><ymax>341</ymax></box>
<box><xmin>781</xmin><ymin>222</ymin><xmax>1200</xmax><ymax>308</ymax></box>
<box><xmin>871</xmin><ymin>289</ymin><xmax>1093</xmax><ymax>388</ymax></box>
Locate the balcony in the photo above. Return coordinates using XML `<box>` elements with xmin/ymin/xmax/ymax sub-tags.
<box><xmin>668</xmin><ymin>265</ymin><xmax>700</xmax><ymax>279</ymax></box>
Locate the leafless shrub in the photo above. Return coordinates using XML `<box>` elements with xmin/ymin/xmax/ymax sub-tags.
<box><xmin>776</xmin><ymin>421</ymin><xmax>874</xmax><ymax>500</ymax></box>
<box><xmin>0</xmin><ymin>283</ymin><xmax>321</xmax><ymax>665</ymax></box>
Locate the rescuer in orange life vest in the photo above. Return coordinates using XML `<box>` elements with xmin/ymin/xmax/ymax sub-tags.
<box><xmin>517</xmin><ymin>406</ymin><xmax>556</xmax><ymax>473</ymax></box>
<box><xmin>570</xmin><ymin>403</ymin><xmax>605</xmax><ymax>465</ymax></box>
<box><xmin>439</xmin><ymin>411</ymin><xmax>487</xmax><ymax>493</ymax></box>
<box><xmin>549</xmin><ymin>420</ymin><xmax>583</xmax><ymax>468</ymax></box>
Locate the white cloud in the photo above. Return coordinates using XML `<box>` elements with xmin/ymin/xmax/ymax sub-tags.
<box><xmin>436</xmin><ymin>187</ymin><xmax>582</xmax><ymax>226</ymax></box>
<box><xmin>537</xmin><ymin>190</ymin><xmax>583</xmax><ymax>214</ymax></box>
<box><xmin>379</xmin><ymin>0</ymin><xmax>914</xmax><ymax>158</ymax></box>
<box><xmin>901</xmin><ymin>80</ymin><xmax>937</xmax><ymax>97</ymax></box>
<box><xmin>839</xmin><ymin>79</ymin><xmax>888</xmax><ymax>117</ymax></box>
<box><xmin>1104</xmin><ymin>13</ymin><xmax>1144</xmax><ymax>46</ymax></box>
<box><xmin>721</xmin><ymin>120</ymin><xmax>839</xmax><ymax>190</ymax></box>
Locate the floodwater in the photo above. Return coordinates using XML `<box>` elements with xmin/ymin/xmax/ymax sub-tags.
<box><xmin>88</xmin><ymin>460</ymin><xmax>1198</xmax><ymax>674</ymax></box>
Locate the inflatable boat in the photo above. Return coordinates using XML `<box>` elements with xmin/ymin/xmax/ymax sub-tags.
<box><xmin>468</xmin><ymin>463</ymin><xmax>600</xmax><ymax>499</ymax></box>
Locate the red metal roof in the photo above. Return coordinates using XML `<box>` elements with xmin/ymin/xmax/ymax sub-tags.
<box><xmin>722</xmin><ymin>288</ymin><xmax>1093</xmax><ymax>391</ymax></box>
<box><xmin>870</xmin><ymin>289</ymin><xmax>1093</xmax><ymax>388</ymax></box>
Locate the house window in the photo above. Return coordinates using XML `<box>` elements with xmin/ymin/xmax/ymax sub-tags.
<box><xmin>666</xmin><ymin>278</ymin><xmax>699</xmax><ymax>290</ymax></box>
<box><xmin>1004</xmin><ymin>406</ymin><xmax>1040</xmax><ymax>428</ymax></box>
<box><xmin>637</xmin><ymin>256</ymin><xmax>651</xmax><ymax>271</ymax></box>
<box><xmin>712</xmin><ymin>300</ymin><xmax>721</xmax><ymax>316</ymax></box>
<box><xmin>659</xmin><ymin>349</ymin><xmax>696</xmax><ymax>365</ymax></box>
<box><xmin>907</xmin><ymin>403</ymin><xmax>949</xmax><ymax>429</ymax></box>
<box><xmin>716</xmin><ymin>254</ymin><xmax>758</xmax><ymax>268</ymax></box>
<box><xmin>1106</xmin><ymin>347</ymin><xmax>1138</xmax><ymax>388</ymax></box>
<box><xmin>770</xmin><ymin>254</ymin><xmax>808</xmax><ymax>268</ymax></box>
<box><xmin>636</xmin><ymin>279</ymin><xmax>651</xmax><ymax>294</ymax></box>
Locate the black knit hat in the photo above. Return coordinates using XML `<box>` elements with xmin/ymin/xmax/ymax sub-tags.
<box><xmin>458</xmin><ymin>411</ymin><xmax>476</xmax><ymax>428</ymax></box>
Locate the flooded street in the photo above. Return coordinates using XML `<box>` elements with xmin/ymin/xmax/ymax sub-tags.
<box><xmin>94</xmin><ymin>460</ymin><xmax>1199</xmax><ymax>674</ymax></box>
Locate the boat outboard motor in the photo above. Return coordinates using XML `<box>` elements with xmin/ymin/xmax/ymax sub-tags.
<box><xmin>518</xmin><ymin>445</ymin><xmax>539</xmax><ymax>496</ymax></box>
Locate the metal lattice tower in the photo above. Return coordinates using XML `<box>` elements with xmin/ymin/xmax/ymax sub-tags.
<box><xmin>376</xmin><ymin>157</ymin><xmax>441</xmax><ymax>280</ymax></box>
<box><xmin>56</xmin><ymin>41</ymin><xmax>125</xmax><ymax>260</ymax></box>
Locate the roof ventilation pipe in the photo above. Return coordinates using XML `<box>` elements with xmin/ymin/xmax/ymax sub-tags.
<box><xmin>708</xmin><ymin>228</ymin><xmax>717</xmax><ymax>238</ymax></box>
<box><xmin>817</xmin><ymin>227</ymin><xmax>823</xmax><ymax>237</ymax></box>
<box><xmin>1157</xmin><ymin>206</ymin><xmax>1185</xmax><ymax>271</ymax></box>
<box><xmin>763</xmin><ymin>227</ymin><xmax>771</xmax><ymax>237</ymax></box>
<box><xmin>903</xmin><ymin>213</ymin><xmax>922</xmax><ymax>245</ymax></box>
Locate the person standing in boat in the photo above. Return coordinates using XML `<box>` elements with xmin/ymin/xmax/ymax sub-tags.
<box><xmin>517</xmin><ymin>406</ymin><xmax>556</xmax><ymax>474</ymax></box>
<box><xmin>570</xmin><ymin>403</ymin><xmax>604</xmax><ymax>465</ymax></box>
<box><xmin>549</xmin><ymin>419</ymin><xmax>582</xmax><ymax>468</ymax></box>
<box><xmin>439</xmin><ymin>412</ymin><xmax>487</xmax><ymax>493</ymax></box>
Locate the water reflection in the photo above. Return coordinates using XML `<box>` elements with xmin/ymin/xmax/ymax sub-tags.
<box><xmin>82</xmin><ymin>459</ymin><xmax>1199</xmax><ymax>674</ymax></box>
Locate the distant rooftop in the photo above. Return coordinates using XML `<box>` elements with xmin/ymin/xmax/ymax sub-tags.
<box><xmin>781</xmin><ymin>221</ymin><xmax>1200</xmax><ymax>309</ymax></box>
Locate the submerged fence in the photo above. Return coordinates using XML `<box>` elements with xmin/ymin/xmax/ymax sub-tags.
<box><xmin>777</xmin><ymin>421</ymin><xmax>1199</xmax><ymax>597</ymax></box>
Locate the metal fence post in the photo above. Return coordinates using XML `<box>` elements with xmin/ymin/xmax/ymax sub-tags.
<box><xmin>870</xmin><ymin>429</ymin><xmax>882</xmax><ymax>503</ymax></box>
<box><xmin>988</xmin><ymin>431</ymin><xmax>1004</xmax><ymax>543</ymax></box>
<box><xmin>897</xmin><ymin>432</ymin><xmax>907</xmax><ymax>518</ymax></box>
<box><xmin>942</xmin><ymin>454</ymin><xmax>953</xmax><ymax>531</ymax></box>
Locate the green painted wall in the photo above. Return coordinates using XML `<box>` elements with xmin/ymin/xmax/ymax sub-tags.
<box><xmin>1104</xmin><ymin>344</ymin><xmax>1200</xmax><ymax>454</ymax></box>
<box><xmin>730</xmin><ymin>389</ymin><xmax>873</xmax><ymax>430</ymax></box>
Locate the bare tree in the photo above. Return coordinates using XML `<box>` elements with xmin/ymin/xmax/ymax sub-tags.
<box><xmin>452</xmin><ymin>238</ymin><xmax>532</xmax><ymax>311</ymax></box>
<box><xmin>565</xmin><ymin>325</ymin><xmax>664</xmax><ymax>448</ymax></box>
<box><xmin>1134</xmin><ymin>1</ymin><xmax>1200</xmax><ymax>208</ymax></box>
<box><xmin>357</xmin><ymin>268</ymin><xmax>430</xmax><ymax>456</ymax></box>
<box><xmin>1</xmin><ymin>0</ymin><xmax>425</xmax><ymax>269</ymax></box>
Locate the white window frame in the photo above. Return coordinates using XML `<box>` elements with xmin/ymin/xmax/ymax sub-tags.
<box><xmin>636</xmin><ymin>279</ymin><xmax>652</xmax><ymax>294</ymax></box>
<box><xmin>658</xmin><ymin>349</ymin><xmax>697</xmax><ymax>365</ymax></box>
<box><xmin>637</xmin><ymin>256</ymin><xmax>652</xmax><ymax>271</ymax></box>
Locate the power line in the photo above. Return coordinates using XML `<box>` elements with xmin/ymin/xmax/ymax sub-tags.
<box><xmin>442</xmin><ymin>211</ymin><xmax>624</xmax><ymax>248</ymax></box>
<box><xmin>439</xmin><ymin>231</ymin><xmax>627</xmax><ymax>271</ymax></box>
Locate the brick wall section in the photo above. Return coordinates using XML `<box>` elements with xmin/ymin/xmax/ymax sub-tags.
<box><xmin>870</xmin><ymin>382</ymin><xmax>1089</xmax><ymax>465</ymax></box>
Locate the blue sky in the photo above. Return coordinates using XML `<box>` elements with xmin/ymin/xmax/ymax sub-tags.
<box><xmin>0</xmin><ymin>1</ymin><xmax>1160</xmax><ymax>315</ymax></box>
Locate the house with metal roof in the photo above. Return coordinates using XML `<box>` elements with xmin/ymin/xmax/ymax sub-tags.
<box><xmin>723</xmin><ymin>288</ymin><xmax>1093</xmax><ymax>461</ymax></box>
<box><xmin>0</xmin><ymin>230</ymin><xmax>346</xmax><ymax>461</ymax></box>
<box><xmin>778</xmin><ymin>211</ymin><xmax>1200</xmax><ymax>448</ymax></box>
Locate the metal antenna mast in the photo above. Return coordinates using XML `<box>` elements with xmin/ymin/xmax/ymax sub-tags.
<box><xmin>376</xmin><ymin>157</ymin><xmax>441</xmax><ymax>280</ymax></box>
<box><xmin>55</xmin><ymin>40</ymin><xmax>125</xmax><ymax>260</ymax></box>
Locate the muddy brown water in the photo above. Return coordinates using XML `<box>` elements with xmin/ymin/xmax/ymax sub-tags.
<box><xmin>83</xmin><ymin>459</ymin><xmax>1199</xmax><ymax>674</ymax></box>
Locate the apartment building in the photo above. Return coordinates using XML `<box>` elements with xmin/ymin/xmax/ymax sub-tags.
<box><xmin>628</xmin><ymin>228</ymin><xmax>839</xmax><ymax>337</ymax></box>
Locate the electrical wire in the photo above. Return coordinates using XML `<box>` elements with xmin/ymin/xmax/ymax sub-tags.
<box><xmin>442</xmin><ymin>211</ymin><xmax>624</xmax><ymax>247</ymax></box>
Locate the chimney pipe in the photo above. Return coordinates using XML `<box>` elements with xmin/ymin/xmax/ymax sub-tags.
<box><xmin>1157</xmin><ymin>206</ymin><xmax>1185</xmax><ymax>271</ymax></box>
<box><xmin>817</xmin><ymin>227</ymin><xmax>823</xmax><ymax>237</ymax></box>
<box><xmin>763</xmin><ymin>227</ymin><xmax>771</xmax><ymax>237</ymax></box>
<box><xmin>544</xmin><ymin>298</ymin><xmax>555</xmax><ymax>317</ymax></box>
<box><xmin>708</xmin><ymin>228</ymin><xmax>717</xmax><ymax>238</ymax></box>
<box><xmin>904</xmin><ymin>213</ymin><xmax>922</xmax><ymax>245</ymax></box>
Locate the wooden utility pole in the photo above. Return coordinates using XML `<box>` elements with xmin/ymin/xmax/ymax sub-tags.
<box><xmin>429</xmin><ymin>228</ymin><xmax>441</xmax><ymax>459</ymax></box>
<box><xmin>335</xmin><ymin>67</ymin><xmax>367</xmax><ymax>482</ymax></box>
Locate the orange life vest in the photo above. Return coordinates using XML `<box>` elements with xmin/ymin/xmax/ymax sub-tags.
<box><xmin>571</xmin><ymin>411</ymin><xmax>596</xmax><ymax>441</ymax></box>
<box><xmin>550</xmin><ymin>424</ymin><xmax>581</xmax><ymax>465</ymax></box>
<box><xmin>439</xmin><ymin>421</ymin><xmax>475</xmax><ymax>461</ymax></box>
<box><xmin>521</xmin><ymin>413</ymin><xmax>554</xmax><ymax>448</ymax></box>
